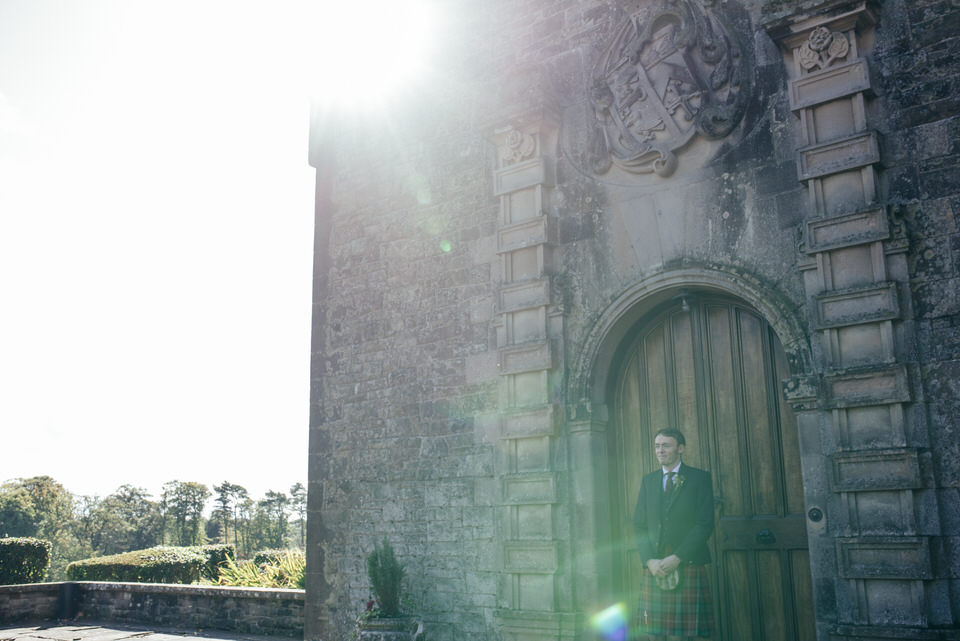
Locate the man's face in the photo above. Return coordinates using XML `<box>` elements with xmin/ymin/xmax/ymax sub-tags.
<box><xmin>655</xmin><ymin>434</ymin><xmax>684</xmax><ymax>469</ymax></box>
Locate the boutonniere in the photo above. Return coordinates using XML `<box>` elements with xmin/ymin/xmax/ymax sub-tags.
<box><xmin>675</xmin><ymin>474</ymin><xmax>686</xmax><ymax>491</ymax></box>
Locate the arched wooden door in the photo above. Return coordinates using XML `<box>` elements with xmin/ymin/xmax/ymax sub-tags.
<box><xmin>610</xmin><ymin>295</ymin><xmax>815</xmax><ymax>641</ymax></box>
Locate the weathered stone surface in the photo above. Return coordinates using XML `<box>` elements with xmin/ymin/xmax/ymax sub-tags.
<box><xmin>0</xmin><ymin>583</ymin><xmax>303</xmax><ymax>636</ymax></box>
<box><xmin>306</xmin><ymin>1</ymin><xmax>960</xmax><ymax>639</ymax></box>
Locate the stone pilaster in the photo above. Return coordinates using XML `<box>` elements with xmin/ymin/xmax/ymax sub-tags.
<box><xmin>767</xmin><ymin>2</ymin><xmax>943</xmax><ymax>636</ymax></box>
<box><xmin>490</xmin><ymin>115</ymin><xmax>578</xmax><ymax>641</ymax></box>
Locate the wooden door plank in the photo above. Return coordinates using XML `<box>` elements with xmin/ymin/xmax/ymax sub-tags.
<box><xmin>737</xmin><ymin>309</ymin><xmax>780</xmax><ymax>516</ymax></box>
<box><xmin>792</xmin><ymin>549</ymin><xmax>817</xmax><ymax>641</ymax></box>
<box><xmin>758</xmin><ymin>550</ymin><xmax>788</xmax><ymax>641</ymax></box>
<box><xmin>706</xmin><ymin>305</ymin><xmax>745</xmax><ymax>517</ymax></box>
<box><xmin>671</xmin><ymin>311</ymin><xmax>704</xmax><ymax>467</ymax></box>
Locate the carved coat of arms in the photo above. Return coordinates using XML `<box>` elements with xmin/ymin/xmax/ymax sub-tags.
<box><xmin>590</xmin><ymin>0</ymin><xmax>750</xmax><ymax>177</ymax></box>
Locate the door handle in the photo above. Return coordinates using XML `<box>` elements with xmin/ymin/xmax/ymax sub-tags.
<box><xmin>756</xmin><ymin>528</ymin><xmax>776</xmax><ymax>545</ymax></box>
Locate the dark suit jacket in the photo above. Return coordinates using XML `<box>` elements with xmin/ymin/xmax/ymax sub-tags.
<box><xmin>633</xmin><ymin>463</ymin><xmax>714</xmax><ymax>566</ymax></box>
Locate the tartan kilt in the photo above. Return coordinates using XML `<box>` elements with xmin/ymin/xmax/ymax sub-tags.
<box><xmin>635</xmin><ymin>564</ymin><xmax>714</xmax><ymax>638</ymax></box>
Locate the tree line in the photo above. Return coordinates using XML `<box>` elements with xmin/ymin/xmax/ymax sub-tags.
<box><xmin>0</xmin><ymin>476</ymin><xmax>306</xmax><ymax>580</ymax></box>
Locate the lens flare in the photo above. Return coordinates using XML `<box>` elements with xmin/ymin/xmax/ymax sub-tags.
<box><xmin>310</xmin><ymin>0</ymin><xmax>437</xmax><ymax>111</ymax></box>
<box><xmin>589</xmin><ymin>603</ymin><xmax>628</xmax><ymax>641</ymax></box>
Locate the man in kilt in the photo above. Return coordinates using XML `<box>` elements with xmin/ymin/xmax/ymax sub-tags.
<box><xmin>633</xmin><ymin>428</ymin><xmax>715</xmax><ymax>640</ymax></box>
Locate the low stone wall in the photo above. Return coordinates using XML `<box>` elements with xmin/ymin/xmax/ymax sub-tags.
<box><xmin>0</xmin><ymin>582</ymin><xmax>304</xmax><ymax>637</ymax></box>
<box><xmin>0</xmin><ymin>583</ymin><xmax>61</xmax><ymax>622</ymax></box>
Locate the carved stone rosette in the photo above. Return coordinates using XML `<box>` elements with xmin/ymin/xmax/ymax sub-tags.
<box><xmin>797</xmin><ymin>26</ymin><xmax>851</xmax><ymax>71</ymax></box>
<box><xmin>590</xmin><ymin>0</ymin><xmax>750</xmax><ymax>177</ymax></box>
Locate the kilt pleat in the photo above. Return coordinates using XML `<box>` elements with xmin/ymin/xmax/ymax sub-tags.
<box><xmin>635</xmin><ymin>564</ymin><xmax>714</xmax><ymax>638</ymax></box>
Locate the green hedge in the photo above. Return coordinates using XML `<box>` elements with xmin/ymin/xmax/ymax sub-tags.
<box><xmin>254</xmin><ymin>548</ymin><xmax>302</xmax><ymax>567</ymax></box>
<box><xmin>0</xmin><ymin>537</ymin><xmax>51</xmax><ymax>585</ymax></box>
<box><xmin>200</xmin><ymin>544</ymin><xmax>235</xmax><ymax>579</ymax></box>
<box><xmin>66</xmin><ymin>546</ymin><xmax>205</xmax><ymax>584</ymax></box>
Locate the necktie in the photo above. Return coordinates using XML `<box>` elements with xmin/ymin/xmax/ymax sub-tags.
<box><xmin>665</xmin><ymin>472</ymin><xmax>676</xmax><ymax>496</ymax></box>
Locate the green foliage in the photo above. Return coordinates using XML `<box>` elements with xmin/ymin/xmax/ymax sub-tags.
<box><xmin>366</xmin><ymin>539</ymin><xmax>404</xmax><ymax>617</ymax></box>
<box><xmin>0</xmin><ymin>476</ymin><xmax>305</xmax><ymax>581</ymax></box>
<box><xmin>160</xmin><ymin>481</ymin><xmax>211</xmax><ymax>546</ymax></box>
<box><xmin>254</xmin><ymin>548</ymin><xmax>294</xmax><ymax>566</ymax></box>
<box><xmin>289</xmin><ymin>483</ymin><xmax>306</xmax><ymax>548</ymax></box>
<box><xmin>0</xmin><ymin>488</ymin><xmax>39</xmax><ymax>538</ymax></box>
<box><xmin>258</xmin><ymin>491</ymin><xmax>290</xmax><ymax>548</ymax></box>
<box><xmin>0</xmin><ymin>537</ymin><xmax>51</xmax><ymax>585</ymax></box>
<box><xmin>1</xmin><ymin>477</ymin><xmax>81</xmax><ymax>581</ymax></box>
<box><xmin>200</xmin><ymin>543</ymin><xmax>235</xmax><ymax>579</ymax></box>
<box><xmin>76</xmin><ymin>486</ymin><xmax>162</xmax><ymax>556</ymax></box>
<box><xmin>217</xmin><ymin>550</ymin><xmax>304</xmax><ymax>589</ymax></box>
<box><xmin>212</xmin><ymin>482</ymin><xmax>248</xmax><ymax>554</ymax></box>
<box><xmin>66</xmin><ymin>546</ymin><xmax>205</xmax><ymax>584</ymax></box>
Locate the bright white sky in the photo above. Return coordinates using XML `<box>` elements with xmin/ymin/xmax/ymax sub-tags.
<box><xmin>0</xmin><ymin>1</ymin><xmax>333</xmax><ymax>504</ymax></box>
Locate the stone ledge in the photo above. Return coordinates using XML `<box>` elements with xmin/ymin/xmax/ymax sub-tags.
<box><xmin>73</xmin><ymin>581</ymin><xmax>304</xmax><ymax>600</ymax></box>
<box><xmin>830</xmin><ymin>623</ymin><xmax>960</xmax><ymax>640</ymax></box>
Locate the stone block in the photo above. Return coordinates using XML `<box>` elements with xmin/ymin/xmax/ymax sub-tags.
<box><xmin>503</xmin><ymin>473</ymin><xmax>557</xmax><ymax>505</ymax></box>
<box><xmin>506</xmin><ymin>370</ymin><xmax>549</xmax><ymax>407</ymax></box>
<box><xmin>827</xmin><ymin>322</ymin><xmax>892</xmax><ymax>369</ymax></box>
<box><xmin>503</xmin><ymin>187</ymin><xmax>543</xmax><ymax>224</ymax></box>
<box><xmin>823</xmin><ymin>365</ymin><xmax>910</xmax><ymax>408</ymax></box>
<box><xmin>830</xmin><ymin>448</ymin><xmax>921</xmax><ymax>491</ymax></box>
<box><xmin>494</xmin><ymin>158</ymin><xmax>555</xmax><ymax>197</ymax></box>
<box><xmin>499</xmin><ymin>280</ymin><xmax>550</xmax><ymax>312</ymax></box>
<box><xmin>834</xmin><ymin>404</ymin><xmax>907</xmax><ymax>451</ymax></box>
<box><xmin>499</xmin><ymin>341</ymin><xmax>552</xmax><ymax>375</ymax></box>
<box><xmin>815</xmin><ymin>282</ymin><xmax>900</xmax><ymax>328</ymax></box>
<box><xmin>859</xmin><ymin>579</ymin><xmax>926</xmax><ymax>626</ymax></box>
<box><xmin>805</xmin><ymin>207</ymin><xmax>889</xmax><ymax>252</ymax></box>
<box><xmin>798</xmin><ymin>131</ymin><xmax>880</xmax><ymax>181</ymax></box>
<box><xmin>790</xmin><ymin>57</ymin><xmax>873</xmax><ymax>111</ymax></box>
<box><xmin>498</xmin><ymin>216</ymin><xmax>555</xmax><ymax>252</ymax></box>
<box><xmin>517</xmin><ymin>574</ymin><xmax>555</xmax><ymax>612</ymax></box>
<box><xmin>821</xmin><ymin>243</ymin><xmax>881</xmax><ymax>290</ymax></box>
<box><xmin>837</xmin><ymin>537</ymin><xmax>931</xmax><ymax>579</ymax></box>
<box><xmin>501</xmin><ymin>405</ymin><xmax>557</xmax><ymax>439</ymax></box>
<box><xmin>514</xmin><ymin>504</ymin><xmax>553</xmax><ymax>540</ymax></box>
<box><xmin>503</xmin><ymin>542</ymin><xmax>559</xmax><ymax>573</ymax></box>
<box><xmin>513</xmin><ymin>436</ymin><xmax>551</xmax><ymax>472</ymax></box>
<box><xmin>847</xmin><ymin>490</ymin><xmax>917</xmax><ymax>536</ymax></box>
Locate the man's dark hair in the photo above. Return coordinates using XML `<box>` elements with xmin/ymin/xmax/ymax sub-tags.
<box><xmin>655</xmin><ymin>428</ymin><xmax>686</xmax><ymax>446</ymax></box>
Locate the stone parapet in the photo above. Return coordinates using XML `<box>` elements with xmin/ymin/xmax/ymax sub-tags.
<box><xmin>0</xmin><ymin>582</ymin><xmax>304</xmax><ymax>637</ymax></box>
<box><xmin>0</xmin><ymin>583</ymin><xmax>60</xmax><ymax>623</ymax></box>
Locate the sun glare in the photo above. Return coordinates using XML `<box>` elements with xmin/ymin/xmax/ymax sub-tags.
<box><xmin>310</xmin><ymin>0</ymin><xmax>436</xmax><ymax>111</ymax></box>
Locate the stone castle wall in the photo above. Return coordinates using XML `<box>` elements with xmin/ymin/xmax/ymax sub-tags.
<box><xmin>306</xmin><ymin>1</ymin><xmax>960</xmax><ymax>639</ymax></box>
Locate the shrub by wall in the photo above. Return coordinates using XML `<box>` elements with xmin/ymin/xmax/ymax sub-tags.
<box><xmin>200</xmin><ymin>544</ymin><xmax>235</xmax><ymax>580</ymax></box>
<box><xmin>66</xmin><ymin>546</ymin><xmax>204</xmax><ymax>584</ymax></box>
<box><xmin>0</xmin><ymin>537</ymin><xmax>51</xmax><ymax>585</ymax></box>
<box><xmin>254</xmin><ymin>548</ymin><xmax>302</xmax><ymax>566</ymax></box>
